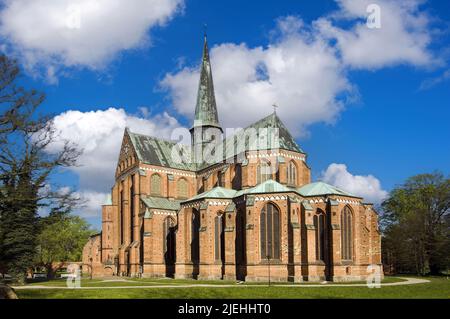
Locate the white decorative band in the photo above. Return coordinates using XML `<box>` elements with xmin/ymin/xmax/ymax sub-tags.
<box><xmin>255</xmin><ymin>195</ymin><xmax>287</xmax><ymax>201</ymax></box>
<box><xmin>140</xmin><ymin>167</ymin><xmax>195</xmax><ymax>177</ymax></box>
<box><xmin>152</xmin><ymin>211</ymin><xmax>177</xmax><ymax>216</ymax></box>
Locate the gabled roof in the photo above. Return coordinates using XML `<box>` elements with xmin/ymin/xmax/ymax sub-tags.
<box><xmin>223</xmin><ymin>112</ymin><xmax>303</xmax><ymax>155</ymax></box>
<box><xmin>183</xmin><ymin>186</ymin><xmax>237</xmax><ymax>202</ymax></box>
<box><xmin>141</xmin><ymin>196</ymin><xmax>182</xmax><ymax>211</ymax></box>
<box><xmin>197</xmin><ymin>112</ymin><xmax>304</xmax><ymax>170</ymax></box>
<box><xmin>235</xmin><ymin>180</ymin><xmax>292</xmax><ymax>197</ymax></box>
<box><xmin>127</xmin><ymin>130</ymin><xmax>195</xmax><ymax>171</ymax></box>
<box><xmin>297</xmin><ymin>182</ymin><xmax>360</xmax><ymax>198</ymax></box>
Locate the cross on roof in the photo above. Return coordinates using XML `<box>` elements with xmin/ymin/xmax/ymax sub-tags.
<box><xmin>272</xmin><ymin>103</ymin><xmax>279</xmax><ymax>114</ymax></box>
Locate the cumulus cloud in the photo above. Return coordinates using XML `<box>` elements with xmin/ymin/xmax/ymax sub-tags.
<box><xmin>75</xmin><ymin>190</ymin><xmax>110</xmax><ymax>218</ymax></box>
<box><xmin>0</xmin><ymin>0</ymin><xmax>183</xmax><ymax>81</ymax></box>
<box><xmin>47</xmin><ymin>107</ymin><xmax>183</xmax><ymax>217</ymax></box>
<box><xmin>162</xmin><ymin>1</ymin><xmax>438</xmax><ymax>136</ymax></box>
<box><xmin>321</xmin><ymin>163</ymin><xmax>388</xmax><ymax>204</ymax></box>
<box><xmin>162</xmin><ymin>17</ymin><xmax>354</xmax><ymax>136</ymax></box>
<box><xmin>315</xmin><ymin>0</ymin><xmax>438</xmax><ymax>69</ymax></box>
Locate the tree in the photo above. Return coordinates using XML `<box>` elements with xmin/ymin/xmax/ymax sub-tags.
<box><xmin>381</xmin><ymin>172</ymin><xmax>450</xmax><ymax>275</ymax></box>
<box><xmin>0</xmin><ymin>54</ymin><xmax>81</xmax><ymax>283</ymax></box>
<box><xmin>36</xmin><ymin>212</ymin><xmax>94</xmax><ymax>279</ymax></box>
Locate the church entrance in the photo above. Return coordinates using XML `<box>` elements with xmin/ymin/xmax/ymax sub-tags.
<box><xmin>163</xmin><ymin>217</ymin><xmax>176</xmax><ymax>278</ymax></box>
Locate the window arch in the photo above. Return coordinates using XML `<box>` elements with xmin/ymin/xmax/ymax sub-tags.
<box><xmin>232</xmin><ymin>164</ymin><xmax>242</xmax><ymax>190</ymax></box>
<box><xmin>257</xmin><ymin>160</ymin><xmax>271</xmax><ymax>184</ymax></box>
<box><xmin>214</xmin><ymin>213</ymin><xmax>225</xmax><ymax>262</ymax></box>
<box><xmin>191</xmin><ymin>210</ymin><xmax>200</xmax><ymax>263</ymax></box>
<box><xmin>150</xmin><ymin>174</ymin><xmax>162</xmax><ymax>196</ymax></box>
<box><xmin>287</xmin><ymin>161</ymin><xmax>297</xmax><ymax>186</ymax></box>
<box><xmin>260</xmin><ymin>203</ymin><xmax>280</xmax><ymax>260</ymax></box>
<box><xmin>341</xmin><ymin>206</ymin><xmax>353</xmax><ymax>261</ymax></box>
<box><xmin>314</xmin><ymin>210</ymin><xmax>326</xmax><ymax>261</ymax></box>
<box><xmin>177</xmin><ymin>178</ymin><xmax>188</xmax><ymax>199</ymax></box>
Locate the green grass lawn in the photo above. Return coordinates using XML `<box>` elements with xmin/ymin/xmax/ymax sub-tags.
<box><xmin>23</xmin><ymin>275</ymin><xmax>405</xmax><ymax>287</ymax></box>
<box><xmin>14</xmin><ymin>277</ymin><xmax>450</xmax><ymax>299</ymax></box>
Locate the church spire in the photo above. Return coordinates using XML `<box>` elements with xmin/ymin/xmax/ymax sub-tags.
<box><xmin>193</xmin><ymin>34</ymin><xmax>222</xmax><ymax>131</ymax></box>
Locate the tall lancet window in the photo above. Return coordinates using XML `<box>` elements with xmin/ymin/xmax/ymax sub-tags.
<box><xmin>214</xmin><ymin>214</ymin><xmax>225</xmax><ymax>262</ymax></box>
<box><xmin>341</xmin><ymin>206</ymin><xmax>353</xmax><ymax>261</ymax></box>
<box><xmin>314</xmin><ymin>211</ymin><xmax>326</xmax><ymax>261</ymax></box>
<box><xmin>260</xmin><ymin>203</ymin><xmax>280</xmax><ymax>260</ymax></box>
<box><xmin>163</xmin><ymin>217</ymin><xmax>176</xmax><ymax>264</ymax></box>
<box><xmin>287</xmin><ymin>161</ymin><xmax>297</xmax><ymax>186</ymax></box>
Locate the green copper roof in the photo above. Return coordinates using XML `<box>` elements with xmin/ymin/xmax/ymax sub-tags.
<box><xmin>193</xmin><ymin>36</ymin><xmax>221</xmax><ymax>129</ymax></box>
<box><xmin>141</xmin><ymin>196</ymin><xmax>182</xmax><ymax>211</ymax></box>
<box><xmin>184</xmin><ymin>186</ymin><xmax>237</xmax><ymax>202</ymax></box>
<box><xmin>224</xmin><ymin>112</ymin><xmax>303</xmax><ymax>154</ymax></box>
<box><xmin>128</xmin><ymin>130</ymin><xmax>195</xmax><ymax>171</ymax></box>
<box><xmin>196</xmin><ymin>112</ymin><xmax>304</xmax><ymax>170</ymax></box>
<box><xmin>235</xmin><ymin>180</ymin><xmax>292</xmax><ymax>197</ymax></box>
<box><xmin>297</xmin><ymin>182</ymin><xmax>360</xmax><ymax>198</ymax></box>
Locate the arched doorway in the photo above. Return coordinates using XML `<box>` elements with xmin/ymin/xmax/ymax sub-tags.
<box><xmin>163</xmin><ymin>216</ymin><xmax>176</xmax><ymax>278</ymax></box>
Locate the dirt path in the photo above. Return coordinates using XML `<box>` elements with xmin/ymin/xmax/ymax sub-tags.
<box><xmin>13</xmin><ymin>277</ymin><xmax>430</xmax><ymax>290</ymax></box>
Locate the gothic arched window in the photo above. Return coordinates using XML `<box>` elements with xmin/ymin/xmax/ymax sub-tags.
<box><xmin>214</xmin><ymin>214</ymin><xmax>225</xmax><ymax>262</ymax></box>
<box><xmin>287</xmin><ymin>161</ymin><xmax>297</xmax><ymax>186</ymax></box>
<box><xmin>232</xmin><ymin>164</ymin><xmax>242</xmax><ymax>190</ymax></box>
<box><xmin>341</xmin><ymin>206</ymin><xmax>353</xmax><ymax>261</ymax></box>
<box><xmin>191</xmin><ymin>210</ymin><xmax>200</xmax><ymax>263</ymax></box>
<box><xmin>163</xmin><ymin>217</ymin><xmax>176</xmax><ymax>264</ymax></box>
<box><xmin>177</xmin><ymin>178</ymin><xmax>188</xmax><ymax>199</ymax></box>
<box><xmin>260</xmin><ymin>203</ymin><xmax>280</xmax><ymax>260</ymax></box>
<box><xmin>257</xmin><ymin>160</ymin><xmax>271</xmax><ymax>185</ymax></box>
<box><xmin>314</xmin><ymin>211</ymin><xmax>326</xmax><ymax>261</ymax></box>
<box><xmin>151</xmin><ymin>174</ymin><xmax>162</xmax><ymax>196</ymax></box>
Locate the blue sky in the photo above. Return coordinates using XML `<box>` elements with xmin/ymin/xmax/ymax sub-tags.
<box><xmin>1</xmin><ymin>0</ymin><xmax>449</xmax><ymax>227</ymax></box>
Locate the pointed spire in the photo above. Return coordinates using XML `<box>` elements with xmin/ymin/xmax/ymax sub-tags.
<box><xmin>193</xmin><ymin>33</ymin><xmax>222</xmax><ymax>131</ymax></box>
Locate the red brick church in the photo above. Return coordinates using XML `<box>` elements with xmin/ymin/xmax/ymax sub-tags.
<box><xmin>83</xmin><ymin>36</ymin><xmax>382</xmax><ymax>282</ymax></box>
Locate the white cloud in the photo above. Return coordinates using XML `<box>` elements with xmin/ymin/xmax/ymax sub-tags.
<box><xmin>161</xmin><ymin>17</ymin><xmax>354</xmax><ymax>137</ymax></box>
<box><xmin>161</xmin><ymin>1</ymin><xmax>439</xmax><ymax>137</ymax></box>
<box><xmin>0</xmin><ymin>0</ymin><xmax>183</xmax><ymax>81</ymax></box>
<box><xmin>419</xmin><ymin>68</ymin><xmax>450</xmax><ymax>90</ymax></box>
<box><xmin>315</xmin><ymin>0</ymin><xmax>438</xmax><ymax>69</ymax></box>
<box><xmin>47</xmin><ymin>107</ymin><xmax>183</xmax><ymax>217</ymax></box>
<box><xmin>75</xmin><ymin>190</ymin><xmax>109</xmax><ymax>218</ymax></box>
<box><xmin>321</xmin><ymin>163</ymin><xmax>388</xmax><ymax>204</ymax></box>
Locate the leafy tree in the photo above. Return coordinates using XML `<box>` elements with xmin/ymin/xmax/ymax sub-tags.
<box><xmin>381</xmin><ymin>172</ymin><xmax>450</xmax><ymax>275</ymax></box>
<box><xmin>0</xmin><ymin>54</ymin><xmax>81</xmax><ymax>283</ymax></box>
<box><xmin>36</xmin><ymin>212</ymin><xmax>94</xmax><ymax>278</ymax></box>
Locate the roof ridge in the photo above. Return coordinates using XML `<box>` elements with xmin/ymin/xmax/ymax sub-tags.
<box><xmin>128</xmin><ymin>129</ymin><xmax>189</xmax><ymax>146</ymax></box>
